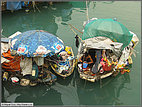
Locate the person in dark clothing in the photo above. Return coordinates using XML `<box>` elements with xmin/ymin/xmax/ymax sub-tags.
<box><xmin>91</xmin><ymin>50</ymin><xmax>102</xmax><ymax>74</ymax></box>
<box><xmin>79</xmin><ymin>52</ymin><xmax>93</xmax><ymax>68</ymax></box>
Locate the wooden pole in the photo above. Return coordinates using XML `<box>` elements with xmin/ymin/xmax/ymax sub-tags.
<box><xmin>68</xmin><ymin>24</ymin><xmax>87</xmax><ymax>47</ymax></box>
<box><xmin>68</xmin><ymin>24</ymin><xmax>83</xmax><ymax>42</ymax></box>
<box><xmin>86</xmin><ymin>0</ymin><xmax>89</xmax><ymax>21</ymax></box>
<box><xmin>32</xmin><ymin>1</ymin><xmax>41</xmax><ymax>13</ymax></box>
<box><xmin>68</xmin><ymin>24</ymin><xmax>83</xmax><ymax>34</ymax></box>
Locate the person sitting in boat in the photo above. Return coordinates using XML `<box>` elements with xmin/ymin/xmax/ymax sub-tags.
<box><xmin>59</xmin><ymin>51</ymin><xmax>69</xmax><ymax>61</ymax></box>
<box><xmin>58</xmin><ymin>46</ymin><xmax>72</xmax><ymax>61</ymax></box>
<box><xmin>79</xmin><ymin>52</ymin><xmax>93</xmax><ymax>69</ymax></box>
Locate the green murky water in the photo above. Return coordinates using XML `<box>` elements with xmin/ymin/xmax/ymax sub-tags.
<box><xmin>1</xmin><ymin>1</ymin><xmax>141</xmax><ymax>106</ymax></box>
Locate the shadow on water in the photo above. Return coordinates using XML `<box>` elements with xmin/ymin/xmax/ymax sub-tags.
<box><xmin>2</xmin><ymin>67</ymin><xmax>79</xmax><ymax>105</ymax></box>
<box><xmin>2</xmin><ymin>67</ymin><xmax>130</xmax><ymax>105</ymax></box>
<box><xmin>75</xmin><ymin>72</ymin><xmax>130</xmax><ymax>105</ymax></box>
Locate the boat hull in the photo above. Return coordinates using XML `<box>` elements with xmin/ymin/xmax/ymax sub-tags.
<box><xmin>50</xmin><ymin>47</ymin><xmax>76</xmax><ymax>78</ymax></box>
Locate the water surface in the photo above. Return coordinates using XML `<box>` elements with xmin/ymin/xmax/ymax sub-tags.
<box><xmin>2</xmin><ymin>1</ymin><xmax>141</xmax><ymax>106</ymax></box>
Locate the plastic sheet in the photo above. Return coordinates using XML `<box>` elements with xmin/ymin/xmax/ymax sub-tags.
<box><xmin>7</xmin><ymin>2</ymin><xmax>22</xmax><ymax>11</ymax></box>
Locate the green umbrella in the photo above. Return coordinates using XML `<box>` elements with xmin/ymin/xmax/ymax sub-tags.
<box><xmin>82</xmin><ymin>18</ymin><xmax>133</xmax><ymax>49</ymax></box>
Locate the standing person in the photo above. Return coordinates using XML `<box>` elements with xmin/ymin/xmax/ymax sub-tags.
<box><xmin>91</xmin><ymin>50</ymin><xmax>102</xmax><ymax>73</ymax></box>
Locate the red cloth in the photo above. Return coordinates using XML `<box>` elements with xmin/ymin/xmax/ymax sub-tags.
<box><xmin>102</xmin><ymin>63</ymin><xmax>112</xmax><ymax>71</ymax></box>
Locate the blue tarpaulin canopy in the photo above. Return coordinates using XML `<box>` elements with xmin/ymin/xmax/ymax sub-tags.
<box><xmin>10</xmin><ymin>30</ymin><xmax>65</xmax><ymax>57</ymax></box>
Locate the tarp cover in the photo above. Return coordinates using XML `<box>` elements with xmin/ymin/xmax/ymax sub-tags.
<box><xmin>10</xmin><ymin>30</ymin><xmax>65</xmax><ymax>57</ymax></box>
<box><xmin>84</xmin><ymin>36</ymin><xmax>123</xmax><ymax>50</ymax></box>
<box><xmin>82</xmin><ymin>18</ymin><xmax>133</xmax><ymax>49</ymax></box>
<box><xmin>84</xmin><ymin>36</ymin><xmax>123</xmax><ymax>56</ymax></box>
<box><xmin>7</xmin><ymin>2</ymin><xmax>22</xmax><ymax>10</ymax></box>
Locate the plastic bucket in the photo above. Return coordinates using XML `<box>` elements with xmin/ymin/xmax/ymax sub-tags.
<box><xmin>83</xmin><ymin>62</ymin><xmax>88</xmax><ymax>68</ymax></box>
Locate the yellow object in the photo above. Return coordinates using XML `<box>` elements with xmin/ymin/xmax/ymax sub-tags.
<box><xmin>107</xmin><ymin>60</ymin><xmax>111</xmax><ymax>66</ymax></box>
<box><xmin>131</xmin><ymin>40</ymin><xmax>136</xmax><ymax>48</ymax></box>
<box><xmin>104</xmin><ymin>57</ymin><xmax>107</xmax><ymax>61</ymax></box>
<box><xmin>32</xmin><ymin>70</ymin><xmax>36</xmax><ymax>76</ymax></box>
<box><xmin>126</xmin><ymin>69</ymin><xmax>130</xmax><ymax>72</ymax></box>
<box><xmin>114</xmin><ymin>61</ymin><xmax>118</xmax><ymax>65</ymax></box>
<box><xmin>3</xmin><ymin>72</ymin><xmax>8</xmax><ymax>81</ymax></box>
<box><xmin>111</xmin><ymin>61</ymin><xmax>114</xmax><ymax>64</ymax></box>
<box><xmin>65</xmin><ymin>46</ymin><xmax>72</xmax><ymax>55</ymax></box>
<box><xmin>112</xmin><ymin>61</ymin><xmax>118</xmax><ymax>65</ymax></box>
<box><xmin>54</xmin><ymin>64</ymin><xmax>57</xmax><ymax>68</ymax></box>
<box><xmin>128</xmin><ymin>56</ymin><xmax>133</xmax><ymax>64</ymax></box>
<box><xmin>124</xmin><ymin>69</ymin><xmax>130</xmax><ymax>73</ymax></box>
<box><xmin>117</xmin><ymin>64</ymin><xmax>122</xmax><ymax>68</ymax></box>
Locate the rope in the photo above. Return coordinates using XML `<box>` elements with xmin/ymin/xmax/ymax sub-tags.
<box><xmin>68</xmin><ymin>24</ymin><xmax>87</xmax><ymax>48</ymax></box>
<box><xmin>68</xmin><ymin>24</ymin><xmax>83</xmax><ymax>34</ymax></box>
<box><xmin>68</xmin><ymin>24</ymin><xmax>83</xmax><ymax>42</ymax></box>
<box><xmin>45</xmin><ymin>57</ymin><xmax>59</xmax><ymax>64</ymax></box>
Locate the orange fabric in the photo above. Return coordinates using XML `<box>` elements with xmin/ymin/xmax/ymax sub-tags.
<box><xmin>2</xmin><ymin>50</ymin><xmax>21</xmax><ymax>72</ymax></box>
<box><xmin>2</xmin><ymin>50</ymin><xmax>15</xmax><ymax>60</ymax></box>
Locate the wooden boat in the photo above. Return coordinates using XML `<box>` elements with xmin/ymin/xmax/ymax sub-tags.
<box><xmin>1</xmin><ymin>32</ymin><xmax>57</xmax><ymax>86</ymax></box>
<box><xmin>49</xmin><ymin>47</ymin><xmax>76</xmax><ymax>78</ymax></box>
<box><xmin>77</xmin><ymin>48</ymin><xmax>115</xmax><ymax>82</ymax></box>
<box><xmin>76</xmin><ymin>18</ymin><xmax>139</xmax><ymax>82</ymax></box>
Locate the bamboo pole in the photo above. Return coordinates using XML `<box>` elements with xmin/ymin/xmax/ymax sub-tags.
<box><xmin>86</xmin><ymin>0</ymin><xmax>89</xmax><ymax>21</ymax></box>
<box><xmin>68</xmin><ymin>24</ymin><xmax>87</xmax><ymax>47</ymax></box>
<box><xmin>32</xmin><ymin>1</ymin><xmax>41</xmax><ymax>13</ymax></box>
<box><xmin>68</xmin><ymin>24</ymin><xmax>82</xmax><ymax>41</ymax></box>
<box><xmin>68</xmin><ymin>24</ymin><xmax>83</xmax><ymax>34</ymax></box>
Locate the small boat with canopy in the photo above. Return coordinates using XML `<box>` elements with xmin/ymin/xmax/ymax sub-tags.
<box><xmin>76</xmin><ymin>18</ymin><xmax>139</xmax><ymax>82</ymax></box>
<box><xmin>2</xmin><ymin>30</ymin><xmax>76</xmax><ymax>86</ymax></box>
<box><xmin>47</xmin><ymin>46</ymin><xmax>76</xmax><ymax>78</ymax></box>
